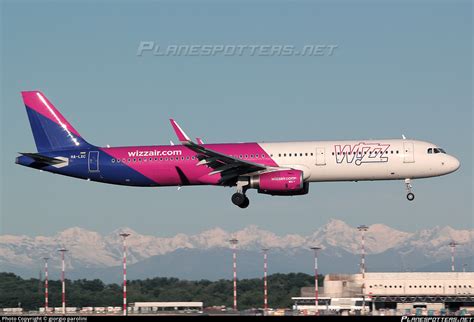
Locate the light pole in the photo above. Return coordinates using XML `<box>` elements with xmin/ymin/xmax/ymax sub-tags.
<box><xmin>358</xmin><ymin>225</ymin><xmax>369</xmax><ymax>314</ymax></box>
<box><xmin>449</xmin><ymin>241</ymin><xmax>459</xmax><ymax>272</ymax></box>
<box><xmin>310</xmin><ymin>246</ymin><xmax>321</xmax><ymax>315</ymax></box>
<box><xmin>229</xmin><ymin>238</ymin><xmax>239</xmax><ymax>311</ymax></box>
<box><xmin>57</xmin><ymin>248</ymin><xmax>68</xmax><ymax>315</ymax></box>
<box><xmin>43</xmin><ymin>257</ymin><xmax>49</xmax><ymax>314</ymax></box>
<box><xmin>120</xmin><ymin>233</ymin><xmax>131</xmax><ymax>316</ymax></box>
<box><xmin>262</xmin><ymin>248</ymin><xmax>269</xmax><ymax>312</ymax></box>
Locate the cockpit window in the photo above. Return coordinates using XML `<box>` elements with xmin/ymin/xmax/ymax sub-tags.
<box><xmin>432</xmin><ymin>148</ymin><xmax>446</xmax><ymax>154</ymax></box>
<box><xmin>427</xmin><ymin>148</ymin><xmax>433</xmax><ymax>154</ymax></box>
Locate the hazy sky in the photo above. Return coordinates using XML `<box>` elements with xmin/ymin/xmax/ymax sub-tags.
<box><xmin>1</xmin><ymin>0</ymin><xmax>472</xmax><ymax>237</ymax></box>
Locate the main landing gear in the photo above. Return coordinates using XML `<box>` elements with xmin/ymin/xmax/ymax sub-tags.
<box><xmin>405</xmin><ymin>178</ymin><xmax>415</xmax><ymax>201</ymax></box>
<box><xmin>231</xmin><ymin>179</ymin><xmax>250</xmax><ymax>208</ymax></box>
<box><xmin>232</xmin><ymin>192</ymin><xmax>250</xmax><ymax>208</ymax></box>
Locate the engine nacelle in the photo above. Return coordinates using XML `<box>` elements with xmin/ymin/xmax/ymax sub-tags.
<box><xmin>250</xmin><ymin>170</ymin><xmax>309</xmax><ymax>196</ymax></box>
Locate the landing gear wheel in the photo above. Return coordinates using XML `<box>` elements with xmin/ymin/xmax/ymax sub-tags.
<box><xmin>231</xmin><ymin>193</ymin><xmax>246</xmax><ymax>207</ymax></box>
<box><xmin>239</xmin><ymin>197</ymin><xmax>250</xmax><ymax>209</ymax></box>
<box><xmin>404</xmin><ymin>179</ymin><xmax>415</xmax><ymax>202</ymax></box>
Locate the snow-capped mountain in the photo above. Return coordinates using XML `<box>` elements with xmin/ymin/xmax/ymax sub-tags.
<box><xmin>1</xmin><ymin>219</ymin><xmax>472</xmax><ymax>281</ymax></box>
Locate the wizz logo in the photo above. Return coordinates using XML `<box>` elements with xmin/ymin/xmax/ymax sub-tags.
<box><xmin>334</xmin><ymin>143</ymin><xmax>390</xmax><ymax>166</ymax></box>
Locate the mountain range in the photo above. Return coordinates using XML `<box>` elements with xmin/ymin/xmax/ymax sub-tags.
<box><xmin>1</xmin><ymin>219</ymin><xmax>472</xmax><ymax>282</ymax></box>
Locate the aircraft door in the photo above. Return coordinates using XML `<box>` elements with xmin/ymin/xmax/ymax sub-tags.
<box><xmin>315</xmin><ymin>147</ymin><xmax>326</xmax><ymax>166</ymax></box>
<box><xmin>403</xmin><ymin>142</ymin><xmax>415</xmax><ymax>163</ymax></box>
<box><xmin>88</xmin><ymin>151</ymin><xmax>100</xmax><ymax>172</ymax></box>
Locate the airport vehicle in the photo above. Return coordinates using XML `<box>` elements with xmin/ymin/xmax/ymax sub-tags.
<box><xmin>16</xmin><ymin>91</ymin><xmax>460</xmax><ymax>208</ymax></box>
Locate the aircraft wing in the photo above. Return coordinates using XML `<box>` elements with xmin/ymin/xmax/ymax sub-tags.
<box><xmin>169</xmin><ymin>119</ymin><xmax>271</xmax><ymax>185</ymax></box>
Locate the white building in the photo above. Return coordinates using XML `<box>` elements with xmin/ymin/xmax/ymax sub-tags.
<box><xmin>294</xmin><ymin>272</ymin><xmax>474</xmax><ymax>313</ymax></box>
<box><xmin>129</xmin><ymin>302</ymin><xmax>203</xmax><ymax>314</ymax></box>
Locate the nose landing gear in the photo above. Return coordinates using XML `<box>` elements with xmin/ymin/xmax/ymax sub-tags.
<box><xmin>405</xmin><ymin>178</ymin><xmax>415</xmax><ymax>201</ymax></box>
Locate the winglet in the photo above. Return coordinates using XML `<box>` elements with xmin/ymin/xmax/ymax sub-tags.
<box><xmin>169</xmin><ymin>119</ymin><xmax>192</xmax><ymax>144</ymax></box>
<box><xmin>196</xmin><ymin>137</ymin><xmax>204</xmax><ymax>145</ymax></box>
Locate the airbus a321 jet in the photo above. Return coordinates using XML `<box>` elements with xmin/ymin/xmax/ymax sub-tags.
<box><xmin>16</xmin><ymin>91</ymin><xmax>460</xmax><ymax>208</ymax></box>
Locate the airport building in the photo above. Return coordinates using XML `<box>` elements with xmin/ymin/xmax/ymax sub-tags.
<box><xmin>293</xmin><ymin>272</ymin><xmax>474</xmax><ymax>314</ymax></box>
<box><xmin>128</xmin><ymin>302</ymin><xmax>203</xmax><ymax>314</ymax></box>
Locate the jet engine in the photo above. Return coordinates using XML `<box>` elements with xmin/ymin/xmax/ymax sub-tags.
<box><xmin>249</xmin><ymin>170</ymin><xmax>309</xmax><ymax>196</ymax></box>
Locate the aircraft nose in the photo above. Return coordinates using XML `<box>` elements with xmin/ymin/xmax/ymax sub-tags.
<box><xmin>451</xmin><ymin>156</ymin><xmax>460</xmax><ymax>171</ymax></box>
<box><xmin>445</xmin><ymin>155</ymin><xmax>460</xmax><ymax>173</ymax></box>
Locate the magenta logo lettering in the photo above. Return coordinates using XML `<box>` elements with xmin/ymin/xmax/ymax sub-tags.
<box><xmin>128</xmin><ymin>150</ymin><xmax>182</xmax><ymax>157</ymax></box>
<box><xmin>334</xmin><ymin>142</ymin><xmax>390</xmax><ymax>166</ymax></box>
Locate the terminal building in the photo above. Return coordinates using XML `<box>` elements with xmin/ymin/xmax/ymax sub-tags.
<box><xmin>128</xmin><ymin>302</ymin><xmax>203</xmax><ymax>314</ymax></box>
<box><xmin>293</xmin><ymin>272</ymin><xmax>474</xmax><ymax>314</ymax></box>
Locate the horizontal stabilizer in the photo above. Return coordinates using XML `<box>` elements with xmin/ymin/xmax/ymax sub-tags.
<box><xmin>19</xmin><ymin>152</ymin><xmax>65</xmax><ymax>165</ymax></box>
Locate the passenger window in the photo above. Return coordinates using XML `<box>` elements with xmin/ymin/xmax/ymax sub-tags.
<box><xmin>311</xmin><ymin>153</ymin><xmax>313</xmax><ymax>156</ymax></box>
<box><xmin>284</xmin><ymin>154</ymin><xmax>286</xmax><ymax>157</ymax></box>
<box><xmin>289</xmin><ymin>153</ymin><xmax>292</xmax><ymax>157</ymax></box>
<box><xmin>112</xmin><ymin>159</ymin><xmax>115</xmax><ymax>163</ymax></box>
<box><xmin>278</xmin><ymin>154</ymin><xmax>281</xmax><ymax>157</ymax></box>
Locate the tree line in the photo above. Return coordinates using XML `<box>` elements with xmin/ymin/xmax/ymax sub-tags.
<box><xmin>0</xmin><ymin>272</ymin><xmax>323</xmax><ymax>310</ymax></box>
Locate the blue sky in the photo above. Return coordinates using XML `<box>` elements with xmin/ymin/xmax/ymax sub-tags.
<box><xmin>1</xmin><ymin>0</ymin><xmax>472</xmax><ymax>237</ymax></box>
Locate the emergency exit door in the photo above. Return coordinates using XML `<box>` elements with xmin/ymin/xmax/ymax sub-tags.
<box><xmin>316</xmin><ymin>147</ymin><xmax>326</xmax><ymax>166</ymax></box>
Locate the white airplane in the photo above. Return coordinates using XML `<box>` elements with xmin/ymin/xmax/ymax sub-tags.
<box><xmin>17</xmin><ymin>91</ymin><xmax>460</xmax><ymax>208</ymax></box>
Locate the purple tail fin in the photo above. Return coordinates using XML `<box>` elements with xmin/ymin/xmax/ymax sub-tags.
<box><xmin>21</xmin><ymin>91</ymin><xmax>93</xmax><ymax>152</ymax></box>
